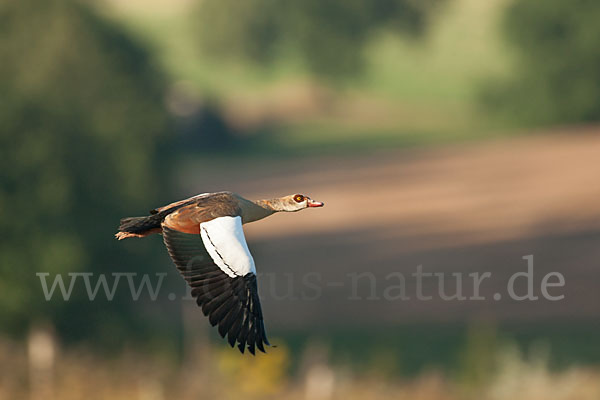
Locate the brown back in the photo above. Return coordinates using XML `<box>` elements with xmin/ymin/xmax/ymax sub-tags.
<box><xmin>161</xmin><ymin>192</ymin><xmax>241</xmax><ymax>234</ymax></box>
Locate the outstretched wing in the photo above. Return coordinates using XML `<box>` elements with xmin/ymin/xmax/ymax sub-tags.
<box><xmin>161</xmin><ymin>216</ymin><xmax>269</xmax><ymax>354</ymax></box>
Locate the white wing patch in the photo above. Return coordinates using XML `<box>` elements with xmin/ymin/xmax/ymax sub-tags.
<box><xmin>199</xmin><ymin>216</ymin><xmax>256</xmax><ymax>278</ymax></box>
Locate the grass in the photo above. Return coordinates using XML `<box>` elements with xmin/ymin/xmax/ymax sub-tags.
<box><xmin>99</xmin><ymin>0</ymin><xmax>307</xmax><ymax>95</ymax></box>
<box><xmin>5</xmin><ymin>322</ymin><xmax>600</xmax><ymax>399</ymax></box>
<box><xmin>360</xmin><ymin>0</ymin><xmax>513</xmax><ymax>103</ymax></box>
<box><xmin>278</xmin><ymin>322</ymin><xmax>600</xmax><ymax>377</ymax></box>
<box><xmin>102</xmin><ymin>0</ymin><xmax>512</xmax><ymax>100</ymax></box>
<box><xmin>100</xmin><ymin>0</ymin><xmax>517</xmax><ymax>154</ymax></box>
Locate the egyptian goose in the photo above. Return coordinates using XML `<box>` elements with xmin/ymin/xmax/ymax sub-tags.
<box><xmin>116</xmin><ymin>192</ymin><xmax>324</xmax><ymax>354</ymax></box>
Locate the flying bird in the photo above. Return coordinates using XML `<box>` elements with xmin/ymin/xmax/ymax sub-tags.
<box><xmin>116</xmin><ymin>191</ymin><xmax>324</xmax><ymax>354</ymax></box>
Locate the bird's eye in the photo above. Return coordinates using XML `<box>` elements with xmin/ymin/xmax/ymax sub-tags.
<box><xmin>293</xmin><ymin>194</ymin><xmax>305</xmax><ymax>203</ymax></box>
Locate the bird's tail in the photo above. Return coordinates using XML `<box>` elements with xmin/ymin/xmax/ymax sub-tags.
<box><xmin>115</xmin><ymin>214</ymin><xmax>162</xmax><ymax>240</ymax></box>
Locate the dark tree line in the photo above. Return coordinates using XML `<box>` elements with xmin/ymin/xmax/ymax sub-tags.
<box><xmin>484</xmin><ymin>0</ymin><xmax>600</xmax><ymax>125</ymax></box>
<box><xmin>196</xmin><ymin>0</ymin><xmax>444</xmax><ymax>81</ymax></box>
<box><xmin>0</xmin><ymin>0</ymin><xmax>177</xmax><ymax>347</ymax></box>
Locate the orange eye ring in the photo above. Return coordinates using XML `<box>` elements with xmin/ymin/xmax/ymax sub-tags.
<box><xmin>293</xmin><ymin>194</ymin><xmax>305</xmax><ymax>203</ymax></box>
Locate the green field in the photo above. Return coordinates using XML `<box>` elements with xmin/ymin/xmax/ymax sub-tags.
<box><xmin>101</xmin><ymin>0</ymin><xmax>516</xmax><ymax>154</ymax></box>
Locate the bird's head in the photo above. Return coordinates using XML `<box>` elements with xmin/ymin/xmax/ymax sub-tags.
<box><xmin>276</xmin><ymin>193</ymin><xmax>324</xmax><ymax>212</ymax></box>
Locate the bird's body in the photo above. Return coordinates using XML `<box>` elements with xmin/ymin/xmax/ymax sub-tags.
<box><xmin>116</xmin><ymin>191</ymin><xmax>324</xmax><ymax>354</ymax></box>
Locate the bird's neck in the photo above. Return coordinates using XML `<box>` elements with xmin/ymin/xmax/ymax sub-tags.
<box><xmin>239</xmin><ymin>198</ymin><xmax>281</xmax><ymax>224</ymax></box>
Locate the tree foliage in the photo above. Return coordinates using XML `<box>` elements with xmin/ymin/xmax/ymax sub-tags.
<box><xmin>196</xmin><ymin>0</ymin><xmax>443</xmax><ymax>80</ymax></box>
<box><xmin>484</xmin><ymin>0</ymin><xmax>600</xmax><ymax>125</ymax></box>
<box><xmin>0</xmin><ymin>0</ymin><xmax>174</xmax><ymax>345</ymax></box>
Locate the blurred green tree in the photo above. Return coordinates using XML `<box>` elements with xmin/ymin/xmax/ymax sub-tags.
<box><xmin>483</xmin><ymin>0</ymin><xmax>600</xmax><ymax>125</ymax></box>
<box><xmin>195</xmin><ymin>0</ymin><xmax>444</xmax><ymax>81</ymax></box>
<box><xmin>0</xmin><ymin>0</ymin><xmax>176</xmax><ymax>347</ymax></box>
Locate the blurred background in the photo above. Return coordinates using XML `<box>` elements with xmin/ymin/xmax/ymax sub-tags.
<box><xmin>1</xmin><ymin>0</ymin><xmax>600</xmax><ymax>398</ymax></box>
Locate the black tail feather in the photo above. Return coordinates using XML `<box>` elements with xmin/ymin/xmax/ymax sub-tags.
<box><xmin>118</xmin><ymin>198</ymin><xmax>195</xmax><ymax>237</ymax></box>
<box><xmin>118</xmin><ymin>214</ymin><xmax>162</xmax><ymax>234</ymax></box>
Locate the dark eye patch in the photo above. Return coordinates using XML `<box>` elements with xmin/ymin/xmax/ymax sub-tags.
<box><xmin>293</xmin><ymin>194</ymin><xmax>305</xmax><ymax>203</ymax></box>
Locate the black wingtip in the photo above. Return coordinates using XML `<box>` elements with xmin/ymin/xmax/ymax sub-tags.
<box><xmin>232</xmin><ymin>338</ymin><xmax>272</xmax><ymax>355</ymax></box>
<box><xmin>227</xmin><ymin>333</ymin><xmax>236</xmax><ymax>348</ymax></box>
